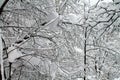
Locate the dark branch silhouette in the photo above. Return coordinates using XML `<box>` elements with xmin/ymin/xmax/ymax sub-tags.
<box><xmin>0</xmin><ymin>0</ymin><xmax>9</xmax><ymax>15</ymax></box>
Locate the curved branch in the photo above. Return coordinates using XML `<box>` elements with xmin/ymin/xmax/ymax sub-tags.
<box><xmin>0</xmin><ymin>0</ymin><xmax>9</xmax><ymax>15</ymax></box>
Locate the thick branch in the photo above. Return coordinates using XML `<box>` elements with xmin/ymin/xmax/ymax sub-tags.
<box><xmin>0</xmin><ymin>0</ymin><xmax>9</xmax><ymax>15</ymax></box>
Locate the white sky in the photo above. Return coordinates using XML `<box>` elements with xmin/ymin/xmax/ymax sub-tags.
<box><xmin>90</xmin><ymin>0</ymin><xmax>113</xmax><ymax>5</ymax></box>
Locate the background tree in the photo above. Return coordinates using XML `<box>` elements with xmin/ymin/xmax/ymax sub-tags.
<box><xmin>0</xmin><ymin>0</ymin><xmax>120</xmax><ymax>80</ymax></box>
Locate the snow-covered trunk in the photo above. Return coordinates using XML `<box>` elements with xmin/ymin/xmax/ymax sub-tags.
<box><xmin>0</xmin><ymin>28</ymin><xmax>4</xmax><ymax>80</ymax></box>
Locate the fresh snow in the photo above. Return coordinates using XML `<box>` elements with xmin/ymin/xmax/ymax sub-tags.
<box><xmin>7</xmin><ymin>45</ymin><xmax>23</xmax><ymax>62</ymax></box>
<box><xmin>75</xmin><ymin>78</ymin><xmax>83</xmax><ymax>80</ymax></box>
<box><xmin>74</xmin><ymin>46</ymin><xmax>83</xmax><ymax>53</ymax></box>
<box><xmin>114</xmin><ymin>77</ymin><xmax>120</xmax><ymax>80</ymax></box>
<box><xmin>63</xmin><ymin>13</ymin><xmax>82</xmax><ymax>24</ymax></box>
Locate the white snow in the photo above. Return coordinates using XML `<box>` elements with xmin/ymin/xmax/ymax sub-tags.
<box><xmin>89</xmin><ymin>0</ymin><xmax>112</xmax><ymax>5</ymax></box>
<box><xmin>74</xmin><ymin>46</ymin><xmax>83</xmax><ymax>53</ymax></box>
<box><xmin>7</xmin><ymin>45</ymin><xmax>23</xmax><ymax>62</ymax></box>
<box><xmin>45</xmin><ymin>11</ymin><xmax>59</xmax><ymax>31</ymax></box>
<box><xmin>63</xmin><ymin>13</ymin><xmax>81</xmax><ymax>24</ymax></box>
<box><xmin>87</xmin><ymin>75</ymin><xmax>96</xmax><ymax>80</ymax></box>
<box><xmin>75</xmin><ymin>78</ymin><xmax>84</xmax><ymax>80</ymax></box>
<box><xmin>114</xmin><ymin>77</ymin><xmax>120</xmax><ymax>80</ymax></box>
<box><xmin>114</xmin><ymin>0</ymin><xmax>120</xmax><ymax>11</ymax></box>
<box><xmin>21</xmin><ymin>55</ymin><xmax>69</xmax><ymax>80</ymax></box>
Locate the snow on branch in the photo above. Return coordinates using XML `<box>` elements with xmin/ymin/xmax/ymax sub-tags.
<box><xmin>7</xmin><ymin>44</ymin><xmax>23</xmax><ymax>62</ymax></box>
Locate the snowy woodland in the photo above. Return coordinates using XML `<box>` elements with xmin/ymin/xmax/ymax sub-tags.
<box><xmin>0</xmin><ymin>0</ymin><xmax>120</xmax><ymax>80</ymax></box>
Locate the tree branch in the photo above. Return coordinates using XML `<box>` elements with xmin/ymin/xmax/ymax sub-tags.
<box><xmin>0</xmin><ymin>0</ymin><xmax>10</xmax><ymax>15</ymax></box>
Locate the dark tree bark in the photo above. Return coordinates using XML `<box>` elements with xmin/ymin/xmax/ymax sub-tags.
<box><xmin>0</xmin><ymin>0</ymin><xmax>9</xmax><ymax>15</ymax></box>
<box><xmin>0</xmin><ymin>70</ymin><xmax>1</xmax><ymax>80</ymax></box>
<box><xmin>83</xmin><ymin>27</ymin><xmax>87</xmax><ymax>80</ymax></box>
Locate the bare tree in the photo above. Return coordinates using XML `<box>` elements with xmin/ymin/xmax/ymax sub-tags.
<box><xmin>0</xmin><ymin>0</ymin><xmax>120</xmax><ymax>80</ymax></box>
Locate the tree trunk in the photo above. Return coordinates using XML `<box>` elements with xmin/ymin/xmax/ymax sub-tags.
<box><xmin>0</xmin><ymin>29</ymin><xmax>4</xmax><ymax>80</ymax></box>
<box><xmin>0</xmin><ymin>0</ymin><xmax>10</xmax><ymax>80</ymax></box>
<box><xmin>83</xmin><ymin>27</ymin><xmax>87</xmax><ymax>80</ymax></box>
